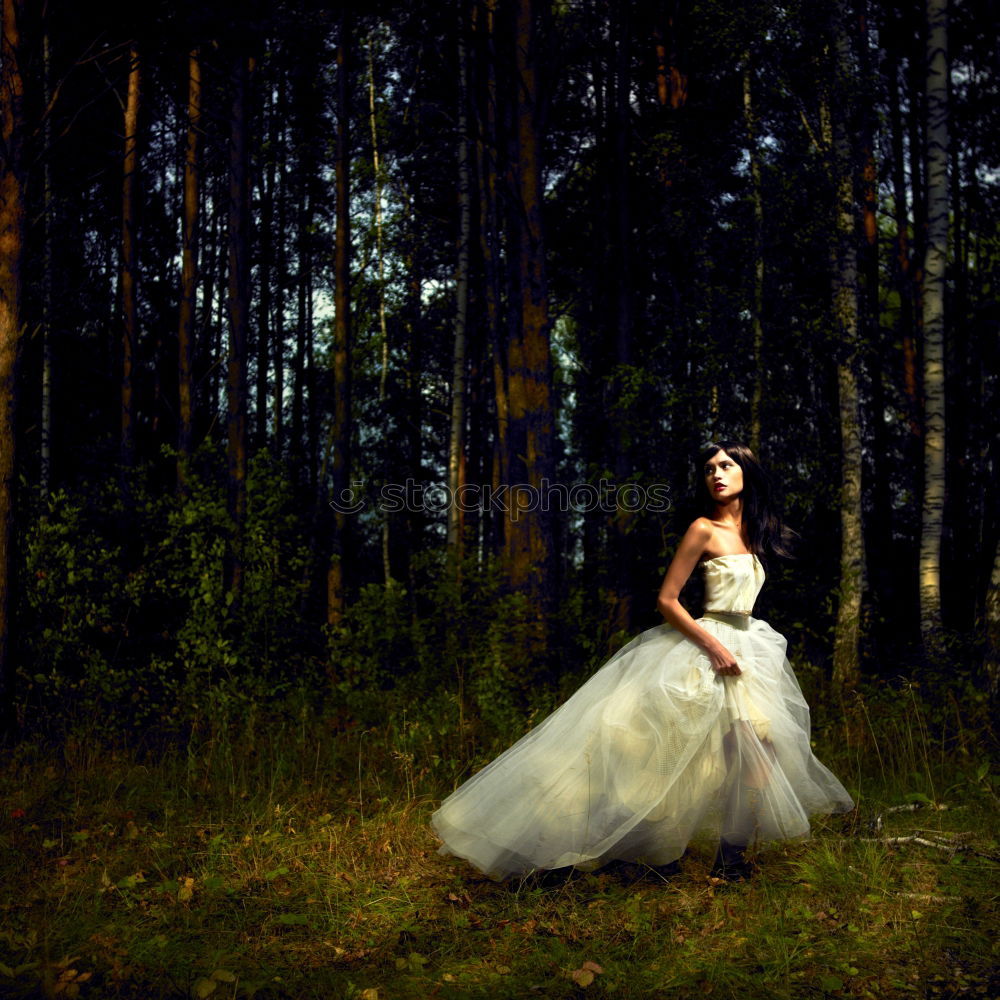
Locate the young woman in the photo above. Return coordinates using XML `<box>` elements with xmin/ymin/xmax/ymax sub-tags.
<box><xmin>431</xmin><ymin>442</ymin><xmax>854</xmax><ymax>881</ymax></box>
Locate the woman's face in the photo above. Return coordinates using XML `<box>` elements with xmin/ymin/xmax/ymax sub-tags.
<box><xmin>704</xmin><ymin>449</ymin><xmax>744</xmax><ymax>504</ymax></box>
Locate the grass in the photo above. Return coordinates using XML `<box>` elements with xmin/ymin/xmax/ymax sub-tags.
<box><xmin>0</xmin><ymin>691</ymin><xmax>998</xmax><ymax>1000</ymax></box>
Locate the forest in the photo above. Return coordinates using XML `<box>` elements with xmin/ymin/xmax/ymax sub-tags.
<box><xmin>0</xmin><ymin>0</ymin><xmax>998</xmax><ymax>997</ymax></box>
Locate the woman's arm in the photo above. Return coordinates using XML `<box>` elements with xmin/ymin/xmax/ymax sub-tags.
<box><xmin>656</xmin><ymin>519</ymin><xmax>741</xmax><ymax>676</ymax></box>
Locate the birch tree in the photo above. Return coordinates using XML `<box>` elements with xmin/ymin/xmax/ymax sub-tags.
<box><xmin>920</xmin><ymin>0</ymin><xmax>949</xmax><ymax>655</ymax></box>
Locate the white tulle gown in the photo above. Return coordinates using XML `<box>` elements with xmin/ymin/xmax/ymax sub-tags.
<box><xmin>431</xmin><ymin>554</ymin><xmax>854</xmax><ymax>879</ymax></box>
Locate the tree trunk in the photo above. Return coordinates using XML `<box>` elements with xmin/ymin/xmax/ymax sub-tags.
<box><xmin>272</xmin><ymin>68</ymin><xmax>289</xmax><ymax>458</ymax></box>
<box><xmin>120</xmin><ymin>45</ymin><xmax>141</xmax><ymax>471</ymax></box>
<box><xmin>369</xmin><ymin>33</ymin><xmax>393</xmax><ymax>584</ymax></box>
<box><xmin>474</xmin><ymin>0</ymin><xmax>507</xmax><ymax>559</ymax></box>
<box><xmin>609</xmin><ymin>0</ymin><xmax>634</xmax><ymax>634</ymax></box>
<box><xmin>448</xmin><ymin>0</ymin><xmax>472</xmax><ymax>569</ymax></box>
<box><xmin>291</xmin><ymin>51</ymin><xmax>318</xmax><ymax>486</ymax></box>
<box><xmin>226</xmin><ymin>53</ymin><xmax>252</xmax><ymax>603</ymax></box>
<box><xmin>503</xmin><ymin>0</ymin><xmax>556</xmax><ymax>623</ymax></box>
<box><xmin>291</xmin><ymin>183</ymin><xmax>307</xmax><ymax>474</ymax></box>
<box><xmin>744</xmin><ymin>49</ymin><xmax>765</xmax><ymax>456</ymax></box>
<box><xmin>256</xmin><ymin>66</ymin><xmax>274</xmax><ymax>453</ymax></box>
<box><xmin>178</xmin><ymin>47</ymin><xmax>201</xmax><ymax>491</ymax></box>
<box><xmin>41</xmin><ymin>31</ymin><xmax>53</xmax><ymax>494</ymax></box>
<box><xmin>401</xmin><ymin>191</ymin><xmax>424</xmax><ymax>589</ymax></box>
<box><xmin>829</xmin><ymin>0</ymin><xmax>864</xmax><ymax>693</ymax></box>
<box><xmin>328</xmin><ymin>15</ymin><xmax>353</xmax><ymax>627</ymax></box>
<box><xmin>857</xmin><ymin>7</ymin><xmax>892</xmax><ymax>634</ymax></box>
<box><xmin>920</xmin><ymin>0</ymin><xmax>949</xmax><ymax>654</ymax></box>
<box><xmin>886</xmin><ymin>9</ymin><xmax>920</xmax><ymax>437</ymax></box>
<box><xmin>0</xmin><ymin>0</ymin><xmax>27</xmax><ymax>730</ymax></box>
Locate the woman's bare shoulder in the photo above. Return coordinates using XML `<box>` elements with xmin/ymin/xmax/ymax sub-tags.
<box><xmin>685</xmin><ymin>517</ymin><xmax>715</xmax><ymax>541</ymax></box>
<box><xmin>672</xmin><ymin>518</ymin><xmax>714</xmax><ymax>561</ymax></box>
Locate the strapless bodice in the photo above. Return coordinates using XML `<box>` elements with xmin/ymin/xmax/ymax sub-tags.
<box><xmin>702</xmin><ymin>553</ymin><xmax>764</xmax><ymax>615</ymax></box>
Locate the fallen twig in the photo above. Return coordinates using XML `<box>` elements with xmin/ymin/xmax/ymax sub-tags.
<box><xmin>868</xmin><ymin>801</ymin><xmax>951</xmax><ymax>833</ymax></box>
<box><xmin>861</xmin><ymin>835</ymin><xmax>959</xmax><ymax>851</ymax></box>
<box><xmin>912</xmin><ymin>829</ymin><xmax>974</xmax><ymax>843</ymax></box>
<box><xmin>860</xmin><ymin>833</ymin><xmax>1000</xmax><ymax>862</ymax></box>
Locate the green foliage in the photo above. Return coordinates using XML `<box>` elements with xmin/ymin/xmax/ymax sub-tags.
<box><xmin>17</xmin><ymin>452</ymin><xmax>318</xmax><ymax>736</ymax></box>
<box><xmin>322</xmin><ymin>553</ymin><xmax>642</xmax><ymax>753</ymax></box>
<box><xmin>20</xmin><ymin>457</ymin><xmax>642</xmax><ymax>752</ymax></box>
<box><xmin>145</xmin><ymin>453</ymin><xmax>315</xmax><ymax>730</ymax></box>
<box><xmin>325</xmin><ymin>555</ymin><xmax>550</xmax><ymax>742</ymax></box>
<box><xmin>20</xmin><ymin>488</ymin><xmax>143</xmax><ymax>720</ymax></box>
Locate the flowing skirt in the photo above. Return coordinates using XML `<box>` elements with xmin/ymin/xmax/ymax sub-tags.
<box><xmin>431</xmin><ymin>615</ymin><xmax>854</xmax><ymax>880</ymax></box>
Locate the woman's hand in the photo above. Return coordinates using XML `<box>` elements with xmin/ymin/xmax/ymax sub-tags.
<box><xmin>656</xmin><ymin>518</ymin><xmax>740</xmax><ymax>678</ymax></box>
<box><xmin>708</xmin><ymin>644</ymin><xmax>741</xmax><ymax>676</ymax></box>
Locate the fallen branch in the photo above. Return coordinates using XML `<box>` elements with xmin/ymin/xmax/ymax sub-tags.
<box><xmin>913</xmin><ymin>829</ymin><xmax>974</xmax><ymax>843</ymax></box>
<box><xmin>860</xmin><ymin>833</ymin><xmax>1000</xmax><ymax>862</ymax></box>
<box><xmin>885</xmin><ymin>802</ymin><xmax>949</xmax><ymax>814</ymax></box>
<box><xmin>861</xmin><ymin>835</ymin><xmax>959</xmax><ymax>851</ymax></box>
<box><xmin>868</xmin><ymin>801</ymin><xmax>951</xmax><ymax>833</ymax></box>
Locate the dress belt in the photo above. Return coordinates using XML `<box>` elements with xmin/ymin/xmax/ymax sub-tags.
<box><xmin>702</xmin><ymin>610</ymin><xmax>752</xmax><ymax>631</ymax></box>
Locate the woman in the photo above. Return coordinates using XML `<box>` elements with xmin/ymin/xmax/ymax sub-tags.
<box><xmin>431</xmin><ymin>442</ymin><xmax>854</xmax><ymax>881</ymax></box>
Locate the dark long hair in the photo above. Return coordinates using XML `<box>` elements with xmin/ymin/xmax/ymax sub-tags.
<box><xmin>699</xmin><ymin>441</ymin><xmax>797</xmax><ymax>562</ymax></box>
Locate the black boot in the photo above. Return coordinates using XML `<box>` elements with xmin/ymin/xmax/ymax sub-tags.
<box><xmin>710</xmin><ymin>839</ymin><xmax>752</xmax><ymax>882</ymax></box>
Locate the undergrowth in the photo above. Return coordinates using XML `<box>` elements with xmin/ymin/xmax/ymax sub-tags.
<box><xmin>1</xmin><ymin>677</ymin><xmax>998</xmax><ymax>1000</ymax></box>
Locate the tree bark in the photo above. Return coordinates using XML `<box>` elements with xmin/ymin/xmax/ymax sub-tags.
<box><xmin>0</xmin><ymin>0</ymin><xmax>27</xmax><ymax>730</ymax></box>
<box><xmin>503</xmin><ymin>0</ymin><xmax>556</xmax><ymax>621</ymax></box>
<box><xmin>291</xmin><ymin>49</ymin><xmax>318</xmax><ymax>486</ymax></box>
<box><xmin>226</xmin><ymin>52</ymin><xmax>252</xmax><ymax>603</ymax></box>
<box><xmin>256</xmin><ymin>63</ymin><xmax>274</xmax><ymax>453</ymax></box>
<box><xmin>920</xmin><ymin>0</ymin><xmax>949</xmax><ymax>654</ymax></box>
<box><xmin>272</xmin><ymin>82</ymin><xmax>287</xmax><ymax>459</ymax></box>
<box><xmin>270</xmin><ymin>66</ymin><xmax>289</xmax><ymax>459</ymax></box>
<box><xmin>448</xmin><ymin>0</ymin><xmax>472</xmax><ymax>569</ymax></box>
<box><xmin>608</xmin><ymin>0</ymin><xmax>634</xmax><ymax>633</ymax></box>
<box><xmin>829</xmin><ymin>0</ymin><xmax>864</xmax><ymax>693</ymax></box>
<box><xmin>178</xmin><ymin>47</ymin><xmax>201</xmax><ymax>491</ymax></box>
<box><xmin>744</xmin><ymin>49</ymin><xmax>765</xmax><ymax>456</ymax></box>
<box><xmin>41</xmin><ymin>30</ymin><xmax>53</xmax><ymax>494</ymax></box>
<box><xmin>474</xmin><ymin>0</ymin><xmax>508</xmax><ymax>559</ymax></box>
<box><xmin>886</xmin><ymin>9</ymin><xmax>920</xmax><ymax>437</ymax></box>
<box><xmin>120</xmin><ymin>45</ymin><xmax>141</xmax><ymax>471</ymax></box>
<box><xmin>369</xmin><ymin>32</ymin><xmax>393</xmax><ymax>584</ymax></box>
<box><xmin>328</xmin><ymin>14</ymin><xmax>353</xmax><ymax>626</ymax></box>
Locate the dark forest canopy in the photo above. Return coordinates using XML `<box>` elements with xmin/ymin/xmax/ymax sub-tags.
<box><xmin>1</xmin><ymin>0</ymin><xmax>999</xmax><ymax>734</ymax></box>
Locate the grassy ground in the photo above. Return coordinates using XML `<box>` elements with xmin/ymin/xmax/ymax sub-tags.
<box><xmin>0</xmin><ymin>699</ymin><xmax>997</xmax><ymax>1000</ymax></box>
